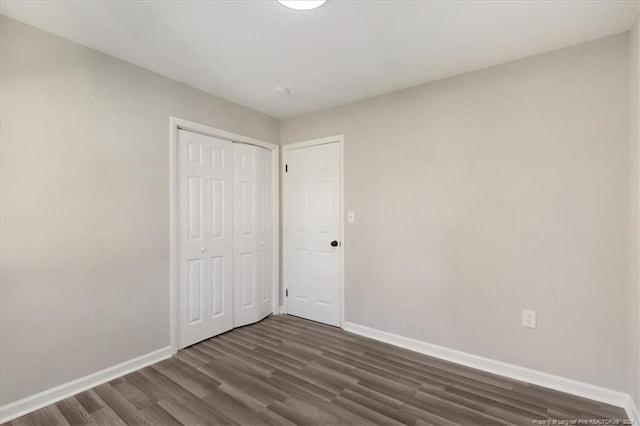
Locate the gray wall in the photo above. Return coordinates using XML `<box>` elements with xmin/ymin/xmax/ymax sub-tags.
<box><xmin>0</xmin><ymin>16</ymin><xmax>279</xmax><ymax>405</ymax></box>
<box><xmin>281</xmin><ymin>34</ymin><xmax>630</xmax><ymax>391</ymax></box>
<box><xmin>629</xmin><ymin>11</ymin><xmax>640</xmax><ymax>407</ymax></box>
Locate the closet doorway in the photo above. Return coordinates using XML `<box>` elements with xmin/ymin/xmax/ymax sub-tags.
<box><xmin>169</xmin><ymin>118</ymin><xmax>279</xmax><ymax>352</ymax></box>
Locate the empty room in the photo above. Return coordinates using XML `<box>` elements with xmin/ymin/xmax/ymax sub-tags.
<box><xmin>1</xmin><ymin>0</ymin><xmax>640</xmax><ymax>424</ymax></box>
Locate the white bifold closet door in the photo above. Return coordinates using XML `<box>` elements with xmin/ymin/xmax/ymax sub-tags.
<box><xmin>178</xmin><ymin>131</ymin><xmax>273</xmax><ymax>350</ymax></box>
<box><xmin>178</xmin><ymin>130</ymin><xmax>234</xmax><ymax>349</ymax></box>
<box><xmin>233</xmin><ymin>144</ymin><xmax>272</xmax><ymax>328</ymax></box>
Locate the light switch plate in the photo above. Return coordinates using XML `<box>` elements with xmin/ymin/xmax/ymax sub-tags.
<box><xmin>348</xmin><ymin>211</ymin><xmax>355</xmax><ymax>222</ymax></box>
<box><xmin>522</xmin><ymin>310</ymin><xmax>537</xmax><ymax>329</ymax></box>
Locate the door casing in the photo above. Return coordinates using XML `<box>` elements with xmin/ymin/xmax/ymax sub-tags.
<box><xmin>170</xmin><ymin>116</ymin><xmax>280</xmax><ymax>354</ymax></box>
<box><xmin>281</xmin><ymin>135</ymin><xmax>345</xmax><ymax>327</ymax></box>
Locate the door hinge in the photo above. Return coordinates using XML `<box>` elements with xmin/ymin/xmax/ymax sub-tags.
<box><xmin>285</xmin><ymin>289</ymin><xmax>288</xmax><ymax>297</ymax></box>
<box><xmin>285</xmin><ymin>164</ymin><xmax>288</xmax><ymax>173</ymax></box>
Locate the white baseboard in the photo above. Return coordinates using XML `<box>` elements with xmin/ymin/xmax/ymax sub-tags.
<box><xmin>0</xmin><ymin>346</ymin><xmax>172</xmax><ymax>424</ymax></box>
<box><xmin>279</xmin><ymin>305</ymin><xmax>286</xmax><ymax>314</ymax></box>
<box><xmin>343</xmin><ymin>322</ymin><xmax>632</xmax><ymax>416</ymax></box>
<box><xmin>625</xmin><ymin>394</ymin><xmax>640</xmax><ymax>424</ymax></box>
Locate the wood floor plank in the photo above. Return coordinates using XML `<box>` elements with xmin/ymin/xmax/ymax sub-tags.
<box><xmin>8</xmin><ymin>315</ymin><xmax>629</xmax><ymax>425</ymax></box>
<box><xmin>202</xmin><ymin>388</ymin><xmax>266</xmax><ymax>424</ymax></box>
<box><xmin>111</xmin><ymin>378</ymin><xmax>155</xmax><ymax>411</ymax></box>
<box><xmin>123</xmin><ymin>370</ymin><xmax>172</xmax><ymax>402</ymax></box>
<box><xmin>92</xmin><ymin>383</ymin><xmax>146</xmax><ymax>425</ymax></box>
<box><xmin>73</xmin><ymin>391</ymin><xmax>103</xmax><ymax>415</ymax></box>
<box><xmin>270</xmin><ymin>362</ymin><xmax>346</xmax><ymax>396</ymax></box>
<box><xmin>268</xmin><ymin>397</ymin><xmax>342</xmax><ymax>425</ymax></box>
<box><xmin>338</xmin><ymin>388</ymin><xmax>418</xmax><ymax>425</ymax></box>
<box><xmin>270</xmin><ymin>369</ymin><xmax>338</xmax><ymax>402</ymax></box>
<box><xmin>331</xmin><ymin>394</ymin><xmax>408</xmax><ymax>426</ymax></box>
<box><xmin>432</xmin><ymin>384</ymin><xmax>547</xmax><ymax>423</ymax></box>
<box><xmin>55</xmin><ymin>397</ymin><xmax>95</xmax><ymax>426</ymax></box>
<box><xmin>156</xmin><ymin>398</ymin><xmax>207</xmax><ymax>426</ymax></box>
<box><xmin>254</xmin><ymin>408</ymin><xmax>298</xmax><ymax>426</ymax></box>
<box><xmin>139</xmin><ymin>366</ymin><xmax>238</xmax><ymax>425</ymax></box>
<box><xmin>398</xmin><ymin>404</ymin><xmax>459</xmax><ymax>426</ymax></box>
<box><xmin>157</xmin><ymin>358</ymin><xmax>220</xmax><ymax>398</ymax></box>
<box><xmin>138</xmin><ymin>403</ymin><xmax>183</xmax><ymax>426</ymax></box>
<box><xmin>265</xmin><ymin>376</ymin><xmax>372</xmax><ymax>425</ymax></box>
<box><xmin>340</xmin><ymin>384</ymin><xmax>405</xmax><ymax>412</ymax></box>
<box><xmin>217</xmin><ymin>382</ymin><xmax>270</xmax><ymax>412</ymax></box>
<box><xmin>88</xmin><ymin>408</ymin><xmax>127</xmax><ymax>426</ymax></box>
<box><xmin>408</xmin><ymin>389</ymin><xmax>514</xmax><ymax>425</ymax></box>
<box><xmin>198</xmin><ymin>359</ymin><xmax>289</xmax><ymax>404</ymax></box>
<box><xmin>174</xmin><ymin>348</ymin><xmax>210</xmax><ymax>369</ymax></box>
<box><xmin>218</xmin><ymin>348</ymin><xmax>275</xmax><ymax>378</ymax></box>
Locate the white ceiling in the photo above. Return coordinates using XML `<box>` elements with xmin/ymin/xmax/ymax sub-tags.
<box><xmin>1</xmin><ymin>1</ymin><xmax>638</xmax><ymax>118</ymax></box>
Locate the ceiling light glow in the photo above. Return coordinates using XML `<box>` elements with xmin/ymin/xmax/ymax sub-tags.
<box><xmin>276</xmin><ymin>0</ymin><xmax>327</xmax><ymax>11</ymax></box>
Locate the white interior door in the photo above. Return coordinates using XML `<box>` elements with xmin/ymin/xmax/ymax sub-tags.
<box><xmin>178</xmin><ymin>130</ymin><xmax>233</xmax><ymax>349</ymax></box>
<box><xmin>258</xmin><ymin>147</ymin><xmax>273</xmax><ymax>320</ymax></box>
<box><xmin>233</xmin><ymin>143</ymin><xmax>258</xmax><ymax>327</ymax></box>
<box><xmin>284</xmin><ymin>141</ymin><xmax>342</xmax><ymax>326</ymax></box>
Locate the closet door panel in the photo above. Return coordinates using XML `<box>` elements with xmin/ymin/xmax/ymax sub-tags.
<box><xmin>178</xmin><ymin>130</ymin><xmax>233</xmax><ymax>349</ymax></box>
<box><xmin>258</xmin><ymin>147</ymin><xmax>273</xmax><ymax>319</ymax></box>
<box><xmin>233</xmin><ymin>144</ymin><xmax>258</xmax><ymax>327</ymax></box>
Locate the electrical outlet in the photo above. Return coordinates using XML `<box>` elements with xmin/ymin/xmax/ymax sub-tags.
<box><xmin>348</xmin><ymin>211</ymin><xmax>355</xmax><ymax>222</ymax></box>
<box><xmin>522</xmin><ymin>310</ymin><xmax>537</xmax><ymax>329</ymax></box>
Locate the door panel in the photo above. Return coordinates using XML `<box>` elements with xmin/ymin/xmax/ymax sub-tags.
<box><xmin>258</xmin><ymin>147</ymin><xmax>273</xmax><ymax>319</ymax></box>
<box><xmin>210</xmin><ymin>179</ymin><xmax>224</xmax><ymax>238</ymax></box>
<box><xmin>187</xmin><ymin>259</ymin><xmax>202</xmax><ymax>324</ymax></box>
<box><xmin>285</xmin><ymin>142</ymin><xmax>341</xmax><ymax>326</ymax></box>
<box><xmin>233</xmin><ymin>144</ymin><xmax>258</xmax><ymax>327</ymax></box>
<box><xmin>178</xmin><ymin>130</ymin><xmax>233</xmax><ymax>349</ymax></box>
<box><xmin>210</xmin><ymin>256</ymin><xmax>224</xmax><ymax>317</ymax></box>
<box><xmin>187</xmin><ymin>177</ymin><xmax>203</xmax><ymax>240</ymax></box>
<box><xmin>240</xmin><ymin>252</ymin><xmax>255</xmax><ymax>307</ymax></box>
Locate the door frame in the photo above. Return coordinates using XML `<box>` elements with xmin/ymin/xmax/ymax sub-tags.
<box><xmin>281</xmin><ymin>135</ymin><xmax>345</xmax><ymax>327</ymax></box>
<box><xmin>169</xmin><ymin>116</ymin><xmax>280</xmax><ymax>354</ymax></box>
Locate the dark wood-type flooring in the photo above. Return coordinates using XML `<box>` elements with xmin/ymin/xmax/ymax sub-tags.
<box><xmin>7</xmin><ymin>315</ymin><xmax>628</xmax><ymax>425</ymax></box>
